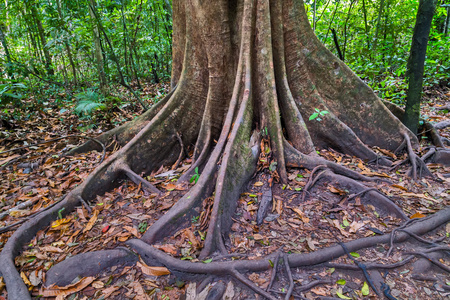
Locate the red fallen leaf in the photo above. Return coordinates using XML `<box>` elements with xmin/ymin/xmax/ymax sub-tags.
<box><xmin>102</xmin><ymin>225</ymin><xmax>110</xmax><ymax>233</ymax></box>
<box><xmin>410</xmin><ymin>212</ymin><xmax>426</xmax><ymax>219</ymax></box>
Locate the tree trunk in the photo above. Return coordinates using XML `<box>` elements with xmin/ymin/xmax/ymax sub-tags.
<box><xmin>55</xmin><ymin>0</ymin><xmax>78</xmax><ymax>85</ymax></box>
<box><xmin>89</xmin><ymin>0</ymin><xmax>107</xmax><ymax>93</ymax></box>
<box><xmin>4</xmin><ymin>1</ymin><xmax>443</xmax><ymax>299</ymax></box>
<box><xmin>29</xmin><ymin>3</ymin><xmax>54</xmax><ymax>76</ymax></box>
<box><xmin>403</xmin><ymin>0</ymin><xmax>438</xmax><ymax>134</ymax></box>
<box><xmin>0</xmin><ymin>25</ymin><xmax>13</xmax><ymax>77</ymax></box>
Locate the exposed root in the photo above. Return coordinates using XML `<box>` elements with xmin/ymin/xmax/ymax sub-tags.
<box><xmin>401</xmin><ymin>132</ymin><xmax>433</xmax><ymax>180</ymax></box>
<box><xmin>283</xmin><ymin>254</ymin><xmax>294</xmax><ymax>300</ymax></box>
<box><xmin>121</xmin><ymin>164</ymin><xmax>161</xmax><ymax>195</ymax></box>
<box><xmin>124</xmin><ymin>207</ymin><xmax>449</xmax><ymax>299</ymax></box>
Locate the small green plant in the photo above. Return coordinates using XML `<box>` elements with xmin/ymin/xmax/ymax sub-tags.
<box><xmin>309</xmin><ymin>108</ymin><xmax>329</xmax><ymax>121</ymax></box>
<box><xmin>138</xmin><ymin>221</ymin><xmax>148</xmax><ymax>233</ymax></box>
<box><xmin>190</xmin><ymin>167</ymin><xmax>200</xmax><ymax>184</ymax></box>
<box><xmin>57</xmin><ymin>208</ymin><xmax>65</xmax><ymax>220</ymax></box>
<box><xmin>0</xmin><ymin>80</ymin><xmax>27</xmax><ymax>106</ymax></box>
<box><xmin>73</xmin><ymin>89</ymin><xmax>106</xmax><ymax>118</ymax></box>
<box><xmin>191</xmin><ymin>215</ymin><xmax>199</xmax><ymax>223</ymax></box>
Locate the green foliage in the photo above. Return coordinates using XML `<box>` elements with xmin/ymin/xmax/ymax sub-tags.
<box><xmin>309</xmin><ymin>108</ymin><xmax>329</xmax><ymax>121</ymax></box>
<box><xmin>189</xmin><ymin>167</ymin><xmax>200</xmax><ymax>184</ymax></box>
<box><xmin>73</xmin><ymin>89</ymin><xmax>106</xmax><ymax>118</ymax></box>
<box><xmin>305</xmin><ymin>0</ymin><xmax>450</xmax><ymax>105</ymax></box>
<box><xmin>0</xmin><ymin>80</ymin><xmax>27</xmax><ymax>106</ymax></box>
<box><xmin>138</xmin><ymin>221</ymin><xmax>147</xmax><ymax>233</ymax></box>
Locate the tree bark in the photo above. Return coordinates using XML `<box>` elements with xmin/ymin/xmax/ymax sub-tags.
<box><xmin>403</xmin><ymin>0</ymin><xmax>438</xmax><ymax>134</ymax></box>
<box><xmin>89</xmin><ymin>0</ymin><xmax>107</xmax><ymax>93</ymax></box>
<box><xmin>0</xmin><ymin>25</ymin><xmax>13</xmax><ymax>77</ymax></box>
<box><xmin>29</xmin><ymin>3</ymin><xmax>54</xmax><ymax>76</ymax></box>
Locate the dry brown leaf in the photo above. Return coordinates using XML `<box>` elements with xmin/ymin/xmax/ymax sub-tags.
<box><xmin>154</xmin><ymin>244</ymin><xmax>178</xmax><ymax>255</ymax></box>
<box><xmin>254</xmin><ymin>181</ymin><xmax>264</xmax><ymax>187</ymax></box>
<box><xmin>41</xmin><ymin>277</ymin><xmax>95</xmax><ymax>298</ymax></box>
<box><xmin>311</xmin><ymin>286</ymin><xmax>328</xmax><ymax>296</ymax></box>
<box><xmin>391</xmin><ymin>184</ymin><xmax>408</xmax><ymax>191</ymax></box>
<box><xmin>83</xmin><ymin>210</ymin><xmax>99</xmax><ymax>233</ymax></box>
<box><xmin>306</xmin><ymin>237</ymin><xmax>317</xmax><ymax>250</ymax></box>
<box><xmin>289</xmin><ymin>207</ymin><xmax>310</xmax><ymax>223</ymax></box>
<box><xmin>20</xmin><ymin>272</ymin><xmax>31</xmax><ymax>286</ymax></box>
<box><xmin>40</xmin><ymin>245</ymin><xmax>64</xmax><ymax>253</ymax></box>
<box><xmin>348</xmin><ymin>221</ymin><xmax>368</xmax><ymax>233</ymax></box>
<box><xmin>91</xmin><ymin>281</ymin><xmax>104</xmax><ymax>289</ymax></box>
<box><xmin>400</xmin><ymin>193</ymin><xmax>438</xmax><ymax>202</ymax></box>
<box><xmin>164</xmin><ymin>183</ymin><xmax>186</xmax><ymax>191</ymax></box>
<box><xmin>361</xmin><ymin>170</ymin><xmax>391</xmax><ymax>178</ymax></box>
<box><xmin>328</xmin><ymin>186</ymin><xmax>347</xmax><ymax>195</ymax></box>
<box><xmin>410</xmin><ymin>212</ymin><xmax>426</xmax><ymax>219</ymax></box>
<box><xmin>137</xmin><ymin>262</ymin><xmax>171</xmax><ymax>276</ymax></box>
<box><xmin>0</xmin><ymin>154</ymin><xmax>20</xmax><ymax>166</ymax></box>
<box><xmin>184</xmin><ymin>229</ymin><xmax>200</xmax><ymax>248</ymax></box>
<box><xmin>0</xmin><ymin>276</ymin><xmax>5</xmax><ymax>293</ymax></box>
<box><xmin>123</xmin><ymin>225</ymin><xmax>140</xmax><ymax>237</ymax></box>
<box><xmin>253</xmin><ymin>234</ymin><xmax>264</xmax><ymax>240</ymax></box>
<box><xmin>374</xmin><ymin>147</ymin><xmax>397</xmax><ymax>159</ymax></box>
<box><xmin>276</xmin><ymin>198</ymin><xmax>283</xmax><ymax>215</ymax></box>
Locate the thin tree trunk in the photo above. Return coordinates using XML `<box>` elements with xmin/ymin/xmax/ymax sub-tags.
<box><xmin>444</xmin><ymin>5</ymin><xmax>450</xmax><ymax>36</ymax></box>
<box><xmin>89</xmin><ymin>0</ymin><xmax>107</xmax><ymax>93</ymax></box>
<box><xmin>56</xmin><ymin>0</ymin><xmax>78</xmax><ymax>85</ymax></box>
<box><xmin>362</xmin><ymin>0</ymin><xmax>370</xmax><ymax>50</ymax></box>
<box><xmin>373</xmin><ymin>0</ymin><xmax>386</xmax><ymax>54</ymax></box>
<box><xmin>90</xmin><ymin>2</ymin><xmax>147</xmax><ymax>110</ymax></box>
<box><xmin>403</xmin><ymin>0</ymin><xmax>438</xmax><ymax>133</ymax></box>
<box><xmin>0</xmin><ymin>25</ymin><xmax>13</xmax><ymax>77</ymax></box>
<box><xmin>342</xmin><ymin>0</ymin><xmax>357</xmax><ymax>61</ymax></box>
<box><xmin>30</xmin><ymin>4</ymin><xmax>54</xmax><ymax>76</ymax></box>
<box><xmin>331</xmin><ymin>28</ymin><xmax>344</xmax><ymax>61</ymax></box>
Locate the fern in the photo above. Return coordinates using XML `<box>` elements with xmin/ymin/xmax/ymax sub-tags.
<box><xmin>74</xmin><ymin>90</ymin><xmax>106</xmax><ymax>117</ymax></box>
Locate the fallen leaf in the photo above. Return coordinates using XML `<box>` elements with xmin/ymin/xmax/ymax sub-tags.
<box><xmin>410</xmin><ymin>212</ymin><xmax>426</xmax><ymax>219</ymax></box>
<box><xmin>0</xmin><ymin>154</ymin><xmax>20</xmax><ymax>166</ymax></box>
<box><xmin>254</xmin><ymin>181</ymin><xmax>264</xmax><ymax>187</ymax></box>
<box><xmin>361</xmin><ymin>170</ymin><xmax>390</xmax><ymax>178</ymax></box>
<box><xmin>41</xmin><ymin>277</ymin><xmax>95</xmax><ymax>298</ymax></box>
<box><xmin>137</xmin><ymin>262</ymin><xmax>170</xmax><ymax>276</ymax></box>
<box><xmin>400</xmin><ymin>193</ymin><xmax>438</xmax><ymax>202</ymax></box>
<box><xmin>184</xmin><ymin>229</ymin><xmax>200</xmax><ymax>248</ymax></box>
<box><xmin>20</xmin><ymin>272</ymin><xmax>31</xmax><ymax>286</ymax></box>
<box><xmin>83</xmin><ymin>210</ymin><xmax>99</xmax><ymax>233</ymax></box>
<box><xmin>289</xmin><ymin>207</ymin><xmax>310</xmax><ymax>223</ymax></box>
<box><xmin>40</xmin><ymin>246</ymin><xmax>64</xmax><ymax>253</ymax></box>
<box><xmin>51</xmin><ymin>218</ymin><xmax>72</xmax><ymax>228</ymax></box>
<box><xmin>391</xmin><ymin>184</ymin><xmax>408</xmax><ymax>191</ymax></box>
<box><xmin>328</xmin><ymin>186</ymin><xmax>347</xmax><ymax>195</ymax></box>
<box><xmin>123</xmin><ymin>225</ymin><xmax>140</xmax><ymax>237</ymax></box>
<box><xmin>253</xmin><ymin>234</ymin><xmax>264</xmax><ymax>240</ymax></box>
<box><xmin>154</xmin><ymin>244</ymin><xmax>178</xmax><ymax>255</ymax></box>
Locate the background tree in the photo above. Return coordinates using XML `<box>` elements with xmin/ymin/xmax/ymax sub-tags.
<box><xmin>403</xmin><ymin>0</ymin><xmax>439</xmax><ymax>133</ymax></box>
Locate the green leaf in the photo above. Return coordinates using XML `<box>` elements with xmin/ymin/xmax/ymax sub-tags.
<box><xmin>309</xmin><ymin>112</ymin><xmax>319</xmax><ymax>120</ymax></box>
<box><xmin>269</xmin><ymin>259</ymin><xmax>274</xmax><ymax>267</ymax></box>
<box><xmin>336</xmin><ymin>291</ymin><xmax>352</xmax><ymax>299</ymax></box>
<box><xmin>361</xmin><ymin>281</ymin><xmax>369</xmax><ymax>296</ymax></box>
<box><xmin>202</xmin><ymin>258</ymin><xmax>213</xmax><ymax>263</ymax></box>
<box><xmin>337</xmin><ymin>279</ymin><xmax>346</xmax><ymax>285</ymax></box>
<box><xmin>350</xmin><ymin>252</ymin><xmax>360</xmax><ymax>258</ymax></box>
<box><xmin>342</xmin><ymin>219</ymin><xmax>350</xmax><ymax>227</ymax></box>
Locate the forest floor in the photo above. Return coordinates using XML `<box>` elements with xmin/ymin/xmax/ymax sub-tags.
<box><xmin>0</xmin><ymin>82</ymin><xmax>449</xmax><ymax>300</ymax></box>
